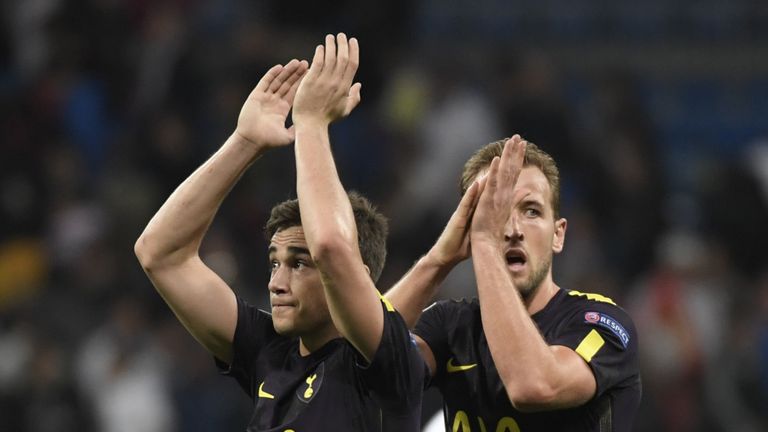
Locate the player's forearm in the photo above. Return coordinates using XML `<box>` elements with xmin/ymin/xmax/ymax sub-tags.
<box><xmin>294</xmin><ymin>120</ymin><xmax>358</xmax><ymax>261</ymax></box>
<box><xmin>135</xmin><ymin>133</ymin><xmax>265</xmax><ymax>267</ymax></box>
<box><xmin>385</xmin><ymin>253</ymin><xmax>454</xmax><ymax>328</ymax></box>
<box><xmin>471</xmin><ymin>243</ymin><xmax>564</xmax><ymax>409</ymax></box>
<box><xmin>319</xmin><ymin>263</ymin><xmax>384</xmax><ymax>361</ymax></box>
<box><xmin>294</xmin><ymin>120</ymin><xmax>384</xmax><ymax>360</ymax></box>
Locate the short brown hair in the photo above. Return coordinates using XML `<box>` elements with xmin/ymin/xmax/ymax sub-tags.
<box><xmin>460</xmin><ymin>139</ymin><xmax>561</xmax><ymax>218</ymax></box>
<box><xmin>264</xmin><ymin>191</ymin><xmax>388</xmax><ymax>282</ymax></box>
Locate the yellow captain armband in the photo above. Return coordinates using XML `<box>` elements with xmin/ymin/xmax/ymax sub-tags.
<box><xmin>575</xmin><ymin>329</ymin><xmax>606</xmax><ymax>362</ymax></box>
<box><xmin>568</xmin><ymin>290</ymin><xmax>617</xmax><ymax>305</ymax></box>
<box><xmin>377</xmin><ymin>291</ymin><xmax>395</xmax><ymax>312</ymax></box>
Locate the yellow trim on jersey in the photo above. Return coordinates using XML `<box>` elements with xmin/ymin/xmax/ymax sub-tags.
<box><xmin>377</xmin><ymin>291</ymin><xmax>395</xmax><ymax>312</ymax></box>
<box><xmin>575</xmin><ymin>329</ymin><xmax>605</xmax><ymax>363</ymax></box>
<box><xmin>568</xmin><ymin>290</ymin><xmax>617</xmax><ymax>305</ymax></box>
<box><xmin>258</xmin><ymin>382</ymin><xmax>275</xmax><ymax>399</ymax></box>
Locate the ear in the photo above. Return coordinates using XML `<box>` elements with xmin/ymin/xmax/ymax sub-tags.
<box><xmin>552</xmin><ymin>218</ymin><xmax>567</xmax><ymax>254</ymax></box>
<box><xmin>363</xmin><ymin>264</ymin><xmax>371</xmax><ymax>275</ymax></box>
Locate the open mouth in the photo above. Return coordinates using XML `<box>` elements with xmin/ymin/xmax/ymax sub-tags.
<box><xmin>505</xmin><ymin>249</ymin><xmax>527</xmax><ymax>271</ymax></box>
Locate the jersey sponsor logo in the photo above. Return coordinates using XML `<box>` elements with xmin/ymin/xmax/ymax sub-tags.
<box><xmin>258</xmin><ymin>382</ymin><xmax>275</xmax><ymax>399</ymax></box>
<box><xmin>296</xmin><ymin>362</ymin><xmax>325</xmax><ymax>403</ymax></box>
<box><xmin>451</xmin><ymin>410</ymin><xmax>521</xmax><ymax>432</ymax></box>
<box><xmin>446</xmin><ymin>358</ymin><xmax>478</xmax><ymax>373</ymax></box>
<box><xmin>584</xmin><ymin>311</ymin><xmax>630</xmax><ymax>348</ymax></box>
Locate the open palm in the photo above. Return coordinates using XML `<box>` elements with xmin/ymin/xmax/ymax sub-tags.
<box><xmin>236</xmin><ymin>59</ymin><xmax>308</xmax><ymax>148</ymax></box>
<box><xmin>471</xmin><ymin>136</ymin><xmax>526</xmax><ymax>242</ymax></box>
<box><xmin>292</xmin><ymin>34</ymin><xmax>361</xmax><ymax>125</ymax></box>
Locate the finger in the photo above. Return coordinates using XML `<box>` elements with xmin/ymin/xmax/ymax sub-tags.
<box><xmin>323</xmin><ymin>34</ymin><xmax>336</xmax><ymax>76</ymax></box>
<box><xmin>336</xmin><ymin>33</ymin><xmax>349</xmax><ymax>76</ymax></box>
<box><xmin>255</xmin><ymin>64</ymin><xmax>284</xmax><ymax>93</ymax></box>
<box><xmin>284</xmin><ymin>61</ymin><xmax>309</xmax><ymax>104</ymax></box>
<box><xmin>489</xmin><ymin>156</ymin><xmax>501</xmax><ymax>180</ymax></box>
<box><xmin>475</xmin><ymin>170</ymin><xmax>490</xmax><ymax>200</ymax></box>
<box><xmin>507</xmin><ymin>138</ymin><xmax>526</xmax><ymax>184</ymax></box>
<box><xmin>501</xmin><ymin>137</ymin><xmax>515</xmax><ymax>162</ymax></box>
<box><xmin>305</xmin><ymin>45</ymin><xmax>325</xmax><ymax>80</ymax></box>
<box><xmin>344</xmin><ymin>82</ymin><xmax>362</xmax><ymax>116</ymax></box>
<box><xmin>459</xmin><ymin>181</ymin><xmax>478</xmax><ymax>212</ymax></box>
<box><xmin>268</xmin><ymin>59</ymin><xmax>300</xmax><ymax>93</ymax></box>
<box><xmin>471</xmin><ymin>177</ymin><xmax>485</xmax><ymax>210</ymax></box>
<box><xmin>483</xmin><ymin>156</ymin><xmax>501</xmax><ymax>198</ymax></box>
<box><xmin>277</xmin><ymin>60</ymin><xmax>308</xmax><ymax>97</ymax></box>
<box><xmin>342</xmin><ymin>37</ymin><xmax>359</xmax><ymax>87</ymax></box>
<box><xmin>499</xmin><ymin>138</ymin><xmax>519</xmax><ymax>184</ymax></box>
<box><xmin>517</xmin><ymin>139</ymin><xmax>527</xmax><ymax>163</ymax></box>
<box><xmin>458</xmin><ymin>179</ymin><xmax>481</xmax><ymax>218</ymax></box>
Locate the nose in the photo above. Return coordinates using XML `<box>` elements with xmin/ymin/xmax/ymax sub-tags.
<box><xmin>504</xmin><ymin>214</ymin><xmax>523</xmax><ymax>243</ymax></box>
<box><xmin>268</xmin><ymin>266</ymin><xmax>290</xmax><ymax>295</ymax></box>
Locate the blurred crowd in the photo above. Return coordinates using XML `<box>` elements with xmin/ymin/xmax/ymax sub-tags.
<box><xmin>1</xmin><ymin>1</ymin><xmax>767</xmax><ymax>431</ymax></box>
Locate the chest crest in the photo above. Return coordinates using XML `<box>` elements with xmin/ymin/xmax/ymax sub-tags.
<box><xmin>296</xmin><ymin>362</ymin><xmax>325</xmax><ymax>403</ymax></box>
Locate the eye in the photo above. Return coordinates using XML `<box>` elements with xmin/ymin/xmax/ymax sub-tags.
<box><xmin>269</xmin><ymin>260</ymin><xmax>279</xmax><ymax>272</ymax></box>
<box><xmin>524</xmin><ymin>208</ymin><xmax>541</xmax><ymax>217</ymax></box>
<box><xmin>294</xmin><ymin>259</ymin><xmax>307</xmax><ymax>269</ymax></box>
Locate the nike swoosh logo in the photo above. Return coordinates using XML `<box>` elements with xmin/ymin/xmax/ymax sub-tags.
<box><xmin>446</xmin><ymin>358</ymin><xmax>477</xmax><ymax>373</ymax></box>
<box><xmin>258</xmin><ymin>382</ymin><xmax>274</xmax><ymax>399</ymax></box>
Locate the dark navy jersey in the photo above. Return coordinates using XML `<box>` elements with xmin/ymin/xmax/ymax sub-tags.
<box><xmin>216</xmin><ymin>296</ymin><xmax>424</xmax><ymax>431</ymax></box>
<box><xmin>414</xmin><ymin>288</ymin><xmax>641</xmax><ymax>432</ymax></box>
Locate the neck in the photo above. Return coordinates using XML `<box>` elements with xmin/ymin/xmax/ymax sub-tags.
<box><xmin>524</xmin><ymin>275</ymin><xmax>559</xmax><ymax>315</ymax></box>
<box><xmin>298</xmin><ymin>325</ymin><xmax>341</xmax><ymax>357</ymax></box>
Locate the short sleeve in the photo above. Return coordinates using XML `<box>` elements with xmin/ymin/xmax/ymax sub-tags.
<box><xmin>550</xmin><ymin>304</ymin><xmax>639</xmax><ymax>399</ymax></box>
<box><xmin>214</xmin><ymin>296</ymin><xmax>278</xmax><ymax>398</ymax></box>
<box><xmin>355</xmin><ymin>300</ymin><xmax>425</xmax><ymax>428</ymax></box>
<box><xmin>413</xmin><ymin>300</ymin><xmax>453</xmax><ymax>380</ymax></box>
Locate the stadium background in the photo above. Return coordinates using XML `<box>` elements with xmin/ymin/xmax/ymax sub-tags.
<box><xmin>1</xmin><ymin>0</ymin><xmax>767</xmax><ymax>430</ymax></box>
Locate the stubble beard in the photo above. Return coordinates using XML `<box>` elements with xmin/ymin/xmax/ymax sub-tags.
<box><xmin>515</xmin><ymin>252</ymin><xmax>552</xmax><ymax>302</ymax></box>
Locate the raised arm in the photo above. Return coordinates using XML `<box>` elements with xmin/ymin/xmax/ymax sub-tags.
<box><xmin>470</xmin><ymin>137</ymin><xmax>596</xmax><ymax>412</ymax></box>
<box><xmin>385</xmin><ymin>178</ymin><xmax>483</xmax><ymax>328</ymax></box>
<box><xmin>291</xmin><ymin>33</ymin><xmax>385</xmax><ymax>362</ymax></box>
<box><xmin>134</xmin><ymin>60</ymin><xmax>308</xmax><ymax>363</ymax></box>
<box><xmin>383</xmin><ymin>179</ymin><xmax>482</xmax><ymax>377</ymax></box>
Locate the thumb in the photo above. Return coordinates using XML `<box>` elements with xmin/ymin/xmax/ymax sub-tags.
<box><xmin>344</xmin><ymin>82</ymin><xmax>362</xmax><ymax>116</ymax></box>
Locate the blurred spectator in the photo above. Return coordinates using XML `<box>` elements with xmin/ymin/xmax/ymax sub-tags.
<box><xmin>384</xmin><ymin>53</ymin><xmax>501</xmax><ymax>295</ymax></box>
<box><xmin>492</xmin><ymin>51</ymin><xmax>578</xmax><ymax>175</ymax></box>
<box><xmin>698</xmin><ymin>140</ymin><xmax>768</xmax><ymax>279</ymax></box>
<box><xmin>75</xmin><ymin>295</ymin><xmax>176</xmax><ymax>432</ymax></box>
<box><xmin>1</xmin><ymin>1</ymin><xmax>767</xmax><ymax>430</ymax></box>
<box><xmin>577</xmin><ymin>70</ymin><xmax>666</xmax><ymax>286</ymax></box>
<box><xmin>0</xmin><ymin>310</ymin><xmax>94</xmax><ymax>431</ymax></box>
<box><xmin>629</xmin><ymin>231</ymin><xmax>739</xmax><ymax>432</ymax></box>
<box><xmin>703</xmin><ymin>270</ymin><xmax>768</xmax><ymax>432</ymax></box>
